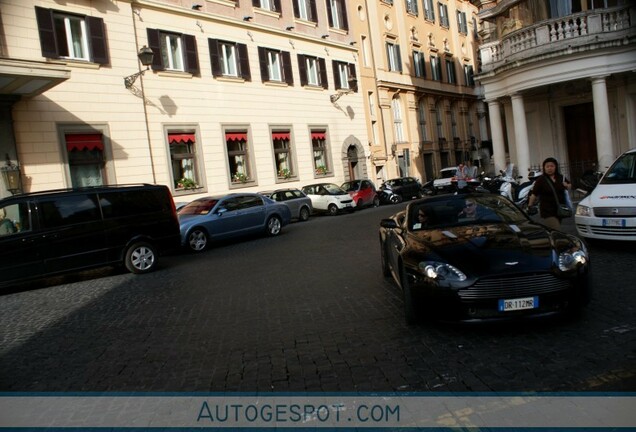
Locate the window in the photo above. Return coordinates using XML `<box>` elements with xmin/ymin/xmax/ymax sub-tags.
<box><xmin>361</xmin><ymin>35</ymin><xmax>371</xmax><ymax>67</ymax></box>
<box><xmin>406</xmin><ymin>0</ymin><xmax>418</xmax><ymax>15</ymax></box>
<box><xmin>209</xmin><ymin>39</ymin><xmax>251</xmax><ymax>80</ymax></box>
<box><xmin>258</xmin><ymin>47</ymin><xmax>294</xmax><ymax>84</ymax></box>
<box><xmin>40</xmin><ymin>195</ymin><xmax>100</xmax><ymax>228</ymax></box>
<box><xmin>169</xmin><ymin>132</ymin><xmax>200</xmax><ymax>191</ymax></box>
<box><xmin>311</xmin><ymin>130</ymin><xmax>330</xmax><ymax>175</ymax></box>
<box><xmin>333</xmin><ymin>61</ymin><xmax>357</xmax><ymax>90</ymax></box>
<box><xmin>147</xmin><ymin>29</ymin><xmax>200</xmax><ymax>74</ymax></box>
<box><xmin>327</xmin><ymin>0</ymin><xmax>348</xmax><ymax>30</ymax></box>
<box><xmin>368</xmin><ymin>91</ymin><xmax>375</xmax><ymax>116</ymax></box>
<box><xmin>386</xmin><ymin>42</ymin><xmax>402</xmax><ymax>72</ymax></box>
<box><xmin>413</xmin><ymin>51</ymin><xmax>426</xmax><ymax>77</ymax></box>
<box><xmin>431</xmin><ymin>55</ymin><xmax>442</xmax><ymax>81</ymax></box>
<box><xmin>464</xmin><ymin>64</ymin><xmax>475</xmax><ymax>86</ymax></box>
<box><xmin>423</xmin><ymin>0</ymin><xmax>435</xmax><ymax>21</ymax></box>
<box><xmin>35</xmin><ymin>7</ymin><xmax>108</xmax><ymax>64</ymax></box>
<box><xmin>457</xmin><ymin>11</ymin><xmax>468</xmax><ymax>34</ymax></box>
<box><xmin>446</xmin><ymin>59</ymin><xmax>456</xmax><ymax>84</ymax></box>
<box><xmin>64</xmin><ymin>134</ymin><xmax>106</xmax><ymax>187</ymax></box>
<box><xmin>253</xmin><ymin>0</ymin><xmax>281</xmax><ymax>12</ymax></box>
<box><xmin>418</xmin><ymin>99</ymin><xmax>429</xmax><ymax>142</ymax></box>
<box><xmin>451</xmin><ymin>108</ymin><xmax>458</xmax><ymax>138</ymax></box>
<box><xmin>0</xmin><ymin>203</ymin><xmax>30</xmax><ymax>236</ymax></box>
<box><xmin>293</xmin><ymin>0</ymin><xmax>317</xmax><ymax>21</ymax></box>
<box><xmin>438</xmin><ymin>2</ymin><xmax>449</xmax><ymax>28</ymax></box>
<box><xmin>392</xmin><ymin>97</ymin><xmax>405</xmax><ymax>143</ymax></box>
<box><xmin>272</xmin><ymin>130</ymin><xmax>295</xmax><ymax>180</ymax></box>
<box><xmin>298</xmin><ymin>55</ymin><xmax>328</xmax><ymax>88</ymax></box>
<box><xmin>226</xmin><ymin>131</ymin><xmax>252</xmax><ymax>184</ymax></box>
<box><xmin>435</xmin><ymin>104</ymin><xmax>444</xmax><ymax>141</ymax></box>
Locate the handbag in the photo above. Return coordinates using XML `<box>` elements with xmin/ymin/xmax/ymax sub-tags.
<box><xmin>545</xmin><ymin>176</ymin><xmax>572</xmax><ymax>218</ymax></box>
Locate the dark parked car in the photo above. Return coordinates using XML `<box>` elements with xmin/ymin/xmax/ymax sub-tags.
<box><xmin>260</xmin><ymin>188</ymin><xmax>312</xmax><ymax>222</ymax></box>
<box><xmin>0</xmin><ymin>184</ymin><xmax>181</xmax><ymax>287</ymax></box>
<box><xmin>380</xmin><ymin>193</ymin><xmax>590</xmax><ymax>324</ymax></box>
<box><xmin>379</xmin><ymin>177</ymin><xmax>423</xmax><ymax>203</ymax></box>
<box><xmin>178</xmin><ymin>193</ymin><xmax>292</xmax><ymax>252</ymax></box>
<box><xmin>341</xmin><ymin>179</ymin><xmax>379</xmax><ymax>209</ymax></box>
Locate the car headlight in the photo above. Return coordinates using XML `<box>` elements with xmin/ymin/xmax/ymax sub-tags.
<box><xmin>558</xmin><ymin>249</ymin><xmax>587</xmax><ymax>271</ymax></box>
<box><xmin>418</xmin><ymin>261</ymin><xmax>467</xmax><ymax>281</ymax></box>
<box><xmin>576</xmin><ymin>204</ymin><xmax>592</xmax><ymax>217</ymax></box>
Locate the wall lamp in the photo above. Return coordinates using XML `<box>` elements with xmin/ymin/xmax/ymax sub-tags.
<box><xmin>1</xmin><ymin>154</ymin><xmax>22</xmax><ymax>195</ymax></box>
<box><xmin>124</xmin><ymin>46</ymin><xmax>154</xmax><ymax>89</ymax></box>
<box><xmin>329</xmin><ymin>77</ymin><xmax>358</xmax><ymax>103</ymax></box>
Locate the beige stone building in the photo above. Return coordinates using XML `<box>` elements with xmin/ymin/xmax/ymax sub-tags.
<box><xmin>0</xmin><ymin>0</ymin><xmax>371</xmax><ymax>200</ymax></box>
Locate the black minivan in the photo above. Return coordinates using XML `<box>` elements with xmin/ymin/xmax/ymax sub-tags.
<box><xmin>0</xmin><ymin>184</ymin><xmax>180</xmax><ymax>287</ymax></box>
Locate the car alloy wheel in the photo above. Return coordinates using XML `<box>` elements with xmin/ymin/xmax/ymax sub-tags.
<box><xmin>373</xmin><ymin>195</ymin><xmax>380</xmax><ymax>207</ymax></box>
<box><xmin>390</xmin><ymin>194</ymin><xmax>402</xmax><ymax>204</ymax></box>
<box><xmin>188</xmin><ymin>229</ymin><xmax>208</xmax><ymax>252</ymax></box>
<box><xmin>327</xmin><ymin>204</ymin><xmax>339</xmax><ymax>216</ymax></box>
<box><xmin>299</xmin><ymin>207</ymin><xmax>310</xmax><ymax>222</ymax></box>
<box><xmin>266</xmin><ymin>216</ymin><xmax>282</xmax><ymax>236</ymax></box>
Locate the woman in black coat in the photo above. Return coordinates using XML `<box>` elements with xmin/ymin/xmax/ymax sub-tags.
<box><xmin>528</xmin><ymin>157</ymin><xmax>571</xmax><ymax>230</ymax></box>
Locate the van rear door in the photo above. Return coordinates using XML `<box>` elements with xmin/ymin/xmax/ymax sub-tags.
<box><xmin>36</xmin><ymin>193</ymin><xmax>108</xmax><ymax>274</ymax></box>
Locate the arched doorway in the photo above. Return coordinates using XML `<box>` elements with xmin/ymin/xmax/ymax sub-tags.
<box><xmin>341</xmin><ymin>136</ymin><xmax>368</xmax><ymax>181</ymax></box>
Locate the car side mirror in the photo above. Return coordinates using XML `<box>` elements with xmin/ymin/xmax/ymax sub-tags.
<box><xmin>216</xmin><ymin>207</ymin><xmax>228</xmax><ymax>215</ymax></box>
<box><xmin>380</xmin><ymin>219</ymin><xmax>398</xmax><ymax>229</ymax></box>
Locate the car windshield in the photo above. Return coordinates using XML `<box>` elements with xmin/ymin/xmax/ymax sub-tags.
<box><xmin>409</xmin><ymin>195</ymin><xmax>526</xmax><ymax>231</ymax></box>
<box><xmin>341</xmin><ymin>181</ymin><xmax>361</xmax><ymax>191</ymax></box>
<box><xmin>324</xmin><ymin>184</ymin><xmax>345</xmax><ymax>194</ymax></box>
<box><xmin>440</xmin><ymin>169</ymin><xmax>456</xmax><ymax>179</ymax></box>
<box><xmin>179</xmin><ymin>198</ymin><xmax>219</xmax><ymax>215</ymax></box>
<box><xmin>600</xmin><ymin>153</ymin><xmax>636</xmax><ymax>185</ymax></box>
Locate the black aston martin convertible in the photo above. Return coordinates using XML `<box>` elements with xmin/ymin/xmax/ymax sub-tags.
<box><xmin>379</xmin><ymin>193</ymin><xmax>590</xmax><ymax>324</ymax></box>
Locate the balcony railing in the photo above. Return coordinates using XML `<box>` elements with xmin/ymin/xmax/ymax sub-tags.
<box><xmin>479</xmin><ymin>6</ymin><xmax>635</xmax><ymax>72</ymax></box>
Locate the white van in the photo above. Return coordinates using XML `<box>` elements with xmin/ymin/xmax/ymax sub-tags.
<box><xmin>575</xmin><ymin>149</ymin><xmax>636</xmax><ymax>241</ymax></box>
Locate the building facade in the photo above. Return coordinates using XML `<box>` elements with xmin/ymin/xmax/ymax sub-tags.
<box><xmin>0</xmin><ymin>0</ymin><xmax>370</xmax><ymax>200</ymax></box>
<box><xmin>472</xmin><ymin>0</ymin><xmax>636</xmax><ymax>184</ymax></box>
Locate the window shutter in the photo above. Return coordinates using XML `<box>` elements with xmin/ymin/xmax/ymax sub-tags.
<box><xmin>326</xmin><ymin>0</ymin><xmax>334</xmax><ymax>28</ymax></box>
<box><xmin>86</xmin><ymin>16</ymin><xmax>109</xmax><ymax>65</ymax></box>
<box><xmin>298</xmin><ymin>55</ymin><xmax>308</xmax><ymax>86</ymax></box>
<box><xmin>238</xmin><ymin>43</ymin><xmax>251</xmax><ymax>81</ymax></box>
<box><xmin>340</xmin><ymin>1</ymin><xmax>349</xmax><ymax>31</ymax></box>
<box><xmin>292</xmin><ymin>0</ymin><xmax>300</xmax><ymax>18</ymax></box>
<box><xmin>209</xmin><ymin>39</ymin><xmax>222</xmax><ymax>77</ymax></box>
<box><xmin>309</xmin><ymin>0</ymin><xmax>318</xmax><ymax>22</ymax></box>
<box><xmin>34</xmin><ymin>7</ymin><xmax>59</xmax><ymax>59</ymax></box>
<box><xmin>319</xmin><ymin>58</ymin><xmax>328</xmax><ymax>89</ymax></box>
<box><xmin>273</xmin><ymin>0</ymin><xmax>281</xmax><ymax>12</ymax></box>
<box><xmin>146</xmin><ymin>28</ymin><xmax>164</xmax><ymax>71</ymax></box>
<box><xmin>257</xmin><ymin>47</ymin><xmax>269</xmax><ymax>82</ymax></box>
<box><xmin>348</xmin><ymin>64</ymin><xmax>357</xmax><ymax>91</ymax></box>
<box><xmin>183</xmin><ymin>34</ymin><xmax>200</xmax><ymax>75</ymax></box>
<box><xmin>282</xmin><ymin>51</ymin><xmax>294</xmax><ymax>85</ymax></box>
<box><xmin>396</xmin><ymin>46</ymin><xmax>403</xmax><ymax>72</ymax></box>
<box><xmin>252</xmin><ymin>0</ymin><xmax>260</xmax><ymax>6</ymax></box>
<box><xmin>332</xmin><ymin>61</ymin><xmax>341</xmax><ymax>90</ymax></box>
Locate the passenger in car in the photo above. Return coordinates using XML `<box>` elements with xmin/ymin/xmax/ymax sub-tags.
<box><xmin>0</xmin><ymin>208</ymin><xmax>16</xmax><ymax>236</ymax></box>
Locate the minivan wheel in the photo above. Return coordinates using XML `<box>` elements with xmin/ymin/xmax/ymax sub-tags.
<box><xmin>125</xmin><ymin>242</ymin><xmax>157</xmax><ymax>274</ymax></box>
<box><xmin>327</xmin><ymin>204</ymin><xmax>339</xmax><ymax>216</ymax></box>
<box><xmin>187</xmin><ymin>228</ymin><xmax>209</xmax><ymax>252</ymax></box>
<box><xmin>266</xmin><ymin>216</ymin><xmax>282</xmax><ymax>236</ymax></box>
<box><xmin>299</xmin><ymin>206</ymin><xmax>310</xmax><ymax>222</ymax></box>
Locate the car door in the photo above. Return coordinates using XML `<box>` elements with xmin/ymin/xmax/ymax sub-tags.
<box><xmin>361</xmin><ymin>180</ymin><xmax>374</xmax><ymax>205</ymax></box>
<box><xmin>210</xmin><ymin>196</ymin><xmax>243</xmax><ymax>238</ymax></box>
<box><xmin>36</xmin><ymin>193</ymin><xmax>108</xmax><ymax>274</ymax></box>
<box><xmin>0</xmin><ymin>201</ymin><xmax>44</xmax><ymax>285</ymax></box>
<box><xmin>282</xmin><ymin>190</ymin><xmax>299</xmax><ymax>218</ymax></box>
<box><xmin>236</xmin><ymin>195</ymin><xmax>267</xmax><ymax>233</ymax></box>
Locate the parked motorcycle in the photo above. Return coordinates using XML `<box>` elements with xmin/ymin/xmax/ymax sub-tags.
<box><xmin>500</xmin><ymin>169</ymin><xmax>541</xmax><ymax>209</ymax></box>
<box><xmin>378</xmin><ymin>184</ymin><xmax>403</xmax><ymax>204</ymax></box>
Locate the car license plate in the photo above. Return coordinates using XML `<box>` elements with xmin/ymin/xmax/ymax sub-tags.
<box><xmin>602</xmin><ymin>219</ymin><xmax>626</xmax><ymax>227</ymax></box>
<box><xmin>498</xmin><ymin>296</ymin><xmax>539</xmax><ymax>312</ymax></box>
<box><xmin>345</xmin><ymin>203</ymin><xmax>352</xmax><ymax>207</ymax></box>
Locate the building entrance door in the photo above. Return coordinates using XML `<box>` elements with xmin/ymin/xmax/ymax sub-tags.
<box><xmin>564</xmin><ymin>102</ymin><xmax>597</xmax><ymax>185</ymax></box>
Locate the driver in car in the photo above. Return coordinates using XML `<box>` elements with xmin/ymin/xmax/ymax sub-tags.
<box><xmin>458</xmin><ymin>198</ymin><xmax>497</xmax><ymax>221</ymax></box>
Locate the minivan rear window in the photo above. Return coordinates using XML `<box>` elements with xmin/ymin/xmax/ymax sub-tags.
<box><xmin>39</xmin><ymin>194</ymin><xmax>100</xmax><ymax>228</ymax></box>
<box><xmin>99</xmin><ymin>190</ymin><xmax>166</xmax><ymax>218</ymax></box>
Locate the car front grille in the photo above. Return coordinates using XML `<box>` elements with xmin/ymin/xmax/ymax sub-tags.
<box><xmin>593</xmin><ymin>207</ymin><xmax>636</xmax><ymax>217</ymax></box>
<box><xmin>576</xmin><ymin>224</ymin><xmax>636</xmax><ymax>237</ymax></box>
<box><xmin>458</xmin><ymin>273</ymin><xmax>570</xmax><ymax>300</ymax></box>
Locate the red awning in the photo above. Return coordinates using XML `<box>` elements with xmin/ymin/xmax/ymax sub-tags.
<box><xmin>311</xmin><ymin>132</ymin><xmax>326</xmax><ymax>140</ymax></box>
<box><xmin>226</xmin><ymin>132</ymin><xmax>247</xmax><ymax>142</ymax></box>
<box><xmin>272</xmin><ymin>132</ymin><xmax>290</xmax><ymax>141</ymax></box>
<box><xmin>168</xmin><ymin>133</ymin><xmax>195</xmax><ymax>145</ymax></box>
<box><xmin>65</xmin><ymin>134</ymin><xmax>104</xmax><ymax>152</ymax></box>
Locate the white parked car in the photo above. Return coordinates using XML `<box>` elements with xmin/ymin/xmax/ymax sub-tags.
<box><xmin>433</xmin><ymin>167</ymin><xmax>460</xmax><ymax>193</ymax></box>
<box><xmin>301</xmin><ymin>183</ymin><xmax>356</xmax><ymax>216</ymax></box>
<box><xmin>575</xmin><ymin>148</ymin><xmax>636</xmax><ymax>241</ymax></box>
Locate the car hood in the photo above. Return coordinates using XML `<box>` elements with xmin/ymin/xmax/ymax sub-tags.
<box><xmin>404</xmin><ymin>222</ymin><xmax>578</xmax><ymax>277</ymax></box>
<box><xmin>580</xmin><ymin>184</ymin><xmax>636</xmax><ymax>208</ymax></box>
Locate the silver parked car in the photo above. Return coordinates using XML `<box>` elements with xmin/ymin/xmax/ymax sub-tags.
<box><xmin>260</xmin><ymin>188</ymin><xmax>312</xmax><ymax>222</ymax></box>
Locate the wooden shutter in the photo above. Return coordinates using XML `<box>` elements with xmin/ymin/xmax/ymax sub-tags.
<box><xmin>297</xmin><ymin>55</ymin><xmax>307</xmax><ymax>86</ymax></box>
<box><xmin>348</xmin><ymin>63</ymin><xmax>357</xmax><ymax>91</ymax></box>
<box><xmin>86</xmin><ymin>16</ymin><xmax>109</xmax><ymax>65</ymax></box>
<box><xmin>319</xmin><ymin>58</ymin><xmax>328</xmax><ymax>89</ymax></box>
<box><xmin>34</xmin><ymin>7</ymin><xmax>58</xmax><ymax>59</ymax></box>
<box><xmin>273</xmin><ymin>0</ymin><xmax>281</xmax><ymax>12</ymax></box>
<box><xmin>209</xmin><ymin>39</ymin><xmax>222</xmax><ymax>77</ymax></box>
<box><xmin>309</xmin><ymin>0</ymin><xmax>318</xmax><ymax>22</ymax></box>
<box><xmin>238</xmin><ymin>43</ymin><xmax>251</xmax><ymax>81</ymax></box>
<box><xmin>252</xmin><ymin>0</ymin><xmax>260</xmax><ymax>6</ymax></box>
<box><xmin>339</xmin><ymin>0</ymin><xmax>349</xmax><ymax>30</ymax></box>
<box><xmin>326</xmin><ymin>0</ymin><xmax>334</xmax><ymax>28</ymax></box>
<box><xmin>183</xmin><ymin>34</ymin><xmax>200</xmax><ymax>75</ymax></box>
<box><xmin>292</xmin><ymin>0</ymin><xmax>300</xmax><ymax>18</ymax></box>
<box><xmin>257</xmin><ymin>46</ymin><xmax>269</xmax><ymax>82</ymax></box>
<box><xmin>282</xmin><ymin>51</ymin><xmax>293</xmax><ymax>85</ymax></box>
<box><xmin>146</xmin><ymin>28</ymin><xmax>164</xmax><ymax>71</ymax></box>
<box><xmin>332</xmin><ymin>60</ymin><xmax>341</xmax><ymax>90</ymax></box>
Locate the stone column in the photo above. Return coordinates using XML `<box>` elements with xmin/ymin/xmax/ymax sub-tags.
<box><xmin>591</xmin><ymin>76</ymin><xmax>614</xmax><ymax>170</ymax></box>
<box><xmin>510</xmin><ymin>93</ymin><xmax>531</xmax><ymax>181</ymax></box>
<box><xmin>486</xmin><ymin>99</ymin><xmax>507</xmax><ymax>173</ymax></box>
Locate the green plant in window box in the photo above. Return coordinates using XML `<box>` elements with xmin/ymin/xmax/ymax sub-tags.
<box><xmin>315</xmin><ymin>165</ymin><xmax>328</xmax><ymax>175</ymax></box>
<box><xmin>232</xmin><ymin>172</ymin><xmax>249</xmax><ymax>183</ymax></box>
<box><xmin>278</xmin><ymin>168</ymin><xmax>292</xmax><ymax>179</ymax></box>
<box><xmin>177</xmin><ymin>177</ymin><xmax>199</xmax><ymax>190</ymax></box>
